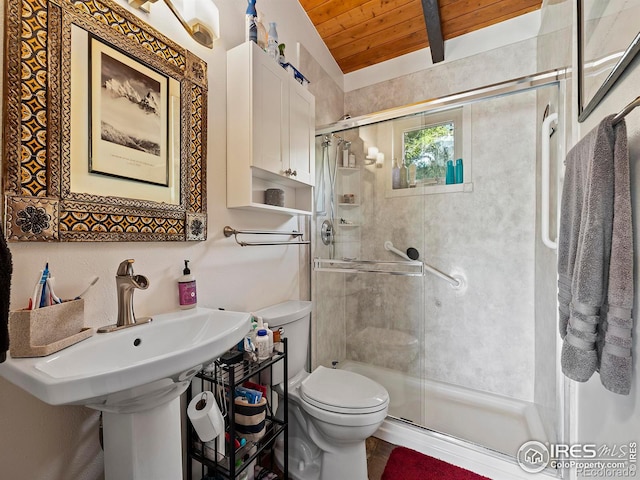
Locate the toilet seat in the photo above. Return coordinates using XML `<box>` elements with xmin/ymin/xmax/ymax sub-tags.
<box><xmin>300</xmin><ymin>366</ymin><xmax>389</xmax><ymax>415</ymax></box>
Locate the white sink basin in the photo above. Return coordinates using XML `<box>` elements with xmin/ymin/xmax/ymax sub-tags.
<box><xmin>0</xmin><ymin>307</ymin><xmax>250</xmax><ymax>412</ymax></box>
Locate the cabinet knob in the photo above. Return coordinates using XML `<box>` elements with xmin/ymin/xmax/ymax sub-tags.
<box><xmin>283</xmin><ymin>169</ymin><xmax>297</xmax><ymax>177</ymax></box>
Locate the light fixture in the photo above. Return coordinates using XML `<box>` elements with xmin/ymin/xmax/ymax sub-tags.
<box><xmin>366</xmin><ymin>146</ymin><xmax>379</xmax><ymax>159</ymax></box>
<box><xmin>365</xmin><ymin>146</ymin><xmax>378</xmax><ymax>165</ymax></box>
<box><xmin>375</xmin><ymin>152</ymin><xmax>385</xmax><ymax>168</ymax></box>
<box><xmin>128</xmin><ymin>0</ymin><xmax>218</xmax><ymax>49</ymax></box>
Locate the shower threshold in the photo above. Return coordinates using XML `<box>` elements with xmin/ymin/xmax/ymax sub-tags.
<box><xmin>340</xmin><ymin>361</ymin><xmax>553</xmax><ymax>470</ymax></box>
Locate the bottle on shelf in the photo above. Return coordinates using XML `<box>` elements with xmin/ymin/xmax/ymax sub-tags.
<box><xmin>245</xmin><ymin>0</ymin><xmax>257</xmax><ymax>44</ymax></box>
<box><xmin>408</xmin><ymin>163</ymin><xmax>417</xmax><ymax>187</ymax></box>
<box><xmin>256</xmin><ymin>10</ymin><xmax>267</xmax><ymax>49</ymax></box>
<box><xmin>392</xmin><ymin>158</ymin><xmax>401</xmax><ymax>189</ymax></box>
<box><xmin>266</xmin><ymin>22</ymin><xmax>279</xmax><ymax>62</ymax></box>
<box><xmin>342</xmin><ymin>141</ymin><xmax>351</xmax><ymax>167</ymax></box>
<box><xmin>455</xmin><ymin>158</ymin><xmax>464</xmax><ymax>184</ymax></box>
<box><xmin>399</xmin><ymin>160</ymin><xmax>408</xmax><ymax>189</ymax></box>
<box><xmin>445</xmin><ymin>159</ymin><xmax>455</xmax><ymax>184</ymax></box>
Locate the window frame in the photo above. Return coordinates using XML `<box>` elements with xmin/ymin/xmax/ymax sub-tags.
<box><xmin>385</xmin><ymin>106</ymin><xmax>472</xmax><ymax>198</ymax></box>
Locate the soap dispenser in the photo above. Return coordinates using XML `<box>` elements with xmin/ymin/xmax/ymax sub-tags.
<box><xmin>178</xmin><ymin>260</ymin><xmax>197</xmax><ymax>309</ymax></box>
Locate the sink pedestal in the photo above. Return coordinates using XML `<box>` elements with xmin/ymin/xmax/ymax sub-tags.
<box><xmin>103</xmin><ymin>397</ymin><xmax>183</xmax><ymax>480</ymax></box>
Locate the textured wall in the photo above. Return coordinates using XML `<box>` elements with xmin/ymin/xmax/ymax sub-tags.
<box><xmin>344</xmin><ymin>37</ymin><xmax>538</xmax><ymax>118</ymax></box>
<box><xmin>348</xmin><ymin>91</ymin><xmax>539</xmax><ymax>402</ymax></box>
<box><xmin>299</xmin><ymin>44</ymin><xmax>344</xmax><ymax>127</ymax></box>
<box><xmin>315</xmin><ymin>40</ymin><xmax>540</xmax><ymax>403</ymax></box>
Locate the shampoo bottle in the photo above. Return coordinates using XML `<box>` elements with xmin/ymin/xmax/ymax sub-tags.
<box><xmin>455</xmin><ymin>158</ymin><xmax>464</xmax><ymax>184</ymax></box>
<box><xmin>245</xmin><ymin>0</ymin><xmax>257</xmax><ymax>43</ymax></box>
<box><xmin>267</xmin><ymin>22</ymin><xmax>279</xmax><ymax>62</ymax></box>
<box><xmin>263</xmin><ymin>322</ymin><xmax>274</xmax><ymax>354</ymax></box>
<box><xmin>178</xmin><ymin>260</ymin><xmax>197</xmax><ymax>309</ymax></box>
<box><xmin>445</xmin><ymin>160</ymin><xmax>455</xmax><ymax>184</ymax></box>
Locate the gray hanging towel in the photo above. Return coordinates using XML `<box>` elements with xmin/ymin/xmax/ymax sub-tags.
<box><xmin>557</xmin><ymin>115</ymin><xmax>615</xmax><ymax>384</ymax></box>
<box><xmin>557</xmin><ymin>114</ymin><xmax>635</xmax><ymax>394</ymax></box>
<box><xmin>0</xmin><ymin>224</ymin><xmax>12</xmax><ymax>363</ymax></box>
<box><xmin>599</xmin><ymin>119</ymin><xmax>634</xmax><ymax>394</ymax></box>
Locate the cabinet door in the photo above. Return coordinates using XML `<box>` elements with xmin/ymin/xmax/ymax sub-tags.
<box><xmin>253</xmin><ymin>54</ymin><xmax>289</xmax><ymax>176</ymax></box>
<box><xmin>289</xmin><ymin>83</ymin><xmax>315</xmax><ymax>185</ymax></box>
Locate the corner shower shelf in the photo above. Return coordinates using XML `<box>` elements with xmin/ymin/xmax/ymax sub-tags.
<box><xmin>313</xmin><ymin>258</ymin><xmax>425</xmax><ymax>277</ymax></box>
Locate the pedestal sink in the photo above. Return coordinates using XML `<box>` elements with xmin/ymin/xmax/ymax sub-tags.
<box><xmin>0</xmin><ymin>307</ymin><xmax>251</xmax><ymax>480</ymax></box>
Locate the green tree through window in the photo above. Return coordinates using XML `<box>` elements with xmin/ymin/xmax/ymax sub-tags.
<box><xmin>403</xmin><ymin>122</ymin><xmax>454</xmax><ymax>182</ymax></box>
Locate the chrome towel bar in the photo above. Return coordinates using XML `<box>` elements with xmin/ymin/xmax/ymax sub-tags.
<box><xmin>612</xmin><ymin>96</ymin><xmax>640</xmax><ymax>125</ymax></box>
<box><xmin>313</xmin><ymin>258</ymin><xmax>425</xmax><ymax>277</ymax></box>
<box><xmin>223</xmin><ymin>226</ymin><xmax>310</xmax><ymax>247</ymax></box>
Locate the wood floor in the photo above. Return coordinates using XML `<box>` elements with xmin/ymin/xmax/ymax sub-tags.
<box><xmin>366</xmin><ymin>437</ymin><xmax>397</xmax><ymax>480</ymax></box>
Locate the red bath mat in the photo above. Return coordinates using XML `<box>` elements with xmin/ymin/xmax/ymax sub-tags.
<box><xmin>381</xmin><ymin>447</ymin><xmax>491</xmax><ymax>480</ymax></box>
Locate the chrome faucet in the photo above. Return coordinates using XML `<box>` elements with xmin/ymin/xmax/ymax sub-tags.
<box><xmin>97</xmin><ymin>259</ymin><xmax>152</xmax><ymax>333</ymax></box>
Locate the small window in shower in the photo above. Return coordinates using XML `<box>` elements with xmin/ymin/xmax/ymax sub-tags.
<box><xmin>387</xmin><ymin>106</ymin><xmax>468</xmax><ymax>197</ymax></box>
<box><xmin>402</xmin><ymin>121</ymin><xmax>454</xmax><ymax>186</ymax></box>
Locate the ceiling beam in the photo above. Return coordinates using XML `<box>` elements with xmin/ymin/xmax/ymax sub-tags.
<box><xmin>421</xmin><ymin>0</ymin><xmax>444</xmax><ymax>63</ymax></box>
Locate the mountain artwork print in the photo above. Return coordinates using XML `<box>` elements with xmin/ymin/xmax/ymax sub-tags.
<box><xmin>89</xmin><ymin>37</ymin><xmax>169</xmax><ymax>187</ymax></box>
<box><xmin>100</xmin><ymin>52</ymin><xmax>162</xmax><ymax>156</ymax></box>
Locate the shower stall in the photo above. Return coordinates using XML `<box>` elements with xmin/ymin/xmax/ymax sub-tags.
<box><xmin>311</xmin><ymin>72</ymin><xmax>565</xmax><ymax>475</ymax></box>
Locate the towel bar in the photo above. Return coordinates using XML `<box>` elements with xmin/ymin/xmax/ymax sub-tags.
<box><xmin>223</xmin><ymin>226</ymin><xmax>310</xmax><ymax>247</ymax></box>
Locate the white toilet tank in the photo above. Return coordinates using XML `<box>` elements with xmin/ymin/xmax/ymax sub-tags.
<box><xmin>254</xmin><ymin>300</ymin><xmax>312</xmax><ymax>385</ymax></box>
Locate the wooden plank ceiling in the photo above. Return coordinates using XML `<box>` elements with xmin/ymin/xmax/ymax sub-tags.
<box><xmin>299</xmin><ymin>0</ymin><xmax>543</xmax><ymax>73</ymax></box>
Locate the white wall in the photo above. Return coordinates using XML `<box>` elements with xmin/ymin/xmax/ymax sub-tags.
<box><xmin>0</xmin><ymin>1</ymin><xmax>335</xmax><ymax>479</ymax></box>
<box><xmin>572</xmin><ymin>30</ymin><xmax>640</xmax><ymax>480</ymax></box>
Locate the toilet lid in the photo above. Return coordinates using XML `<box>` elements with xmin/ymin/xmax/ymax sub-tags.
<box><xmin>300</xmin><ymin>366</ymin><xmax>389</xmax><ymax>414</ymax></box>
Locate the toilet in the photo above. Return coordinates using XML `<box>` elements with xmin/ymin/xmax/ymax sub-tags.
<box><xmin>254</xmin><ymin>300</ymin><xmax>389</xmax><ymax>480</ymax></box>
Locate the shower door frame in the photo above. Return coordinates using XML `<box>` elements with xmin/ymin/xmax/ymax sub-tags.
<box><xmin>312</xmin><ymin>68</ymin><xmax>571</xmax><ymax>471</ymax></box>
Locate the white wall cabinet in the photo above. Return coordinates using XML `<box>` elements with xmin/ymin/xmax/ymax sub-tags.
<box><xmin>227</xmin><ymin>42</ymin><xmax>315</xmax><ymax>215</ymax></box>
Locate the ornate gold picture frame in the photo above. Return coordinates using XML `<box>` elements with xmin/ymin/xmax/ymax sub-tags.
<box><xmin>3</xmin><ymin>0</ymin><xmax>208</xmax><ymax>241</ymax></box>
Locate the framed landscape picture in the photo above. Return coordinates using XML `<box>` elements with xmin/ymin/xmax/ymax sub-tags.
<box><xmin>89</xmin><ymin>36</ymin><xmax>170</xmax><ymax>186</ymax></box>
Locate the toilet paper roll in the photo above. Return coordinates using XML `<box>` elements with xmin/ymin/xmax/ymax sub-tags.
<box><xmin>187</xmin><ymin>391</ymin><xmax>224</xmax><ymax>442</ymax></box>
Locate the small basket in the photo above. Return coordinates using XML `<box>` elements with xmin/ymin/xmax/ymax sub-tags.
<box><xmin>234</xmin><ymin>396</ymin><xmax>267</xmax><ymax>441</ymax></box>
<box><xmin>264</xmin><ymin>188</ymin><xmax>285</xmax><ymax>207</ymax></box>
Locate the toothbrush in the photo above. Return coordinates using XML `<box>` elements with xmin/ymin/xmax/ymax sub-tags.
<box><xmin>46</xmin><ymin>278</ymin><xmax>63</xmax><ymax>304</ymax></box>
<box><xmin>29</xmin><ymin>270</ymin><xmax>43</xmax><ymax>310</ymax></box>
<box><xmin>38</xmin><ymin>263</ymin><xmax>50</xmax><ymax>308</ymax></box>
<box><xmin>74</xmin><ymin>276</ymin><xmax>99</xmax><ymax>300</ymax></box>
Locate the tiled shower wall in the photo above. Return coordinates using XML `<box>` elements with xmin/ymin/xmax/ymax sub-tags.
<box><xmin>313</xmin><ymin>39</ymin><xmax>546</xmax><ymax>402</ymax></box>
<box><xmin>351</xmin><ymin>90</ymin><xmax>541</xmax><ymax>401</ymax></box>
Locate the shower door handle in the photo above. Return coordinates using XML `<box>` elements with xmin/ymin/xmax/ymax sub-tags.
<box><xmin>541</xmin><ymin>112</ymin><xmax>558</xmax><ymax>250</ymax></box>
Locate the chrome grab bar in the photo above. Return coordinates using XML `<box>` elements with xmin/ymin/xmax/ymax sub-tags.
<box><xmin>384</xmin><ymin>241</ymin><xmax>463</xmax><ymax>288</ymax></box>
<box><xmin>223</xmin><ymin>226</ymin><xmax>310</xmax><ymax>247</ymax></box>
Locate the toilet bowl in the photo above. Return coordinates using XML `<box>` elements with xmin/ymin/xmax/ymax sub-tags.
<box><xmin>255</xmin><ymin>301</ymin><xmax>389</xmax><ymax>480</ymax></box>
